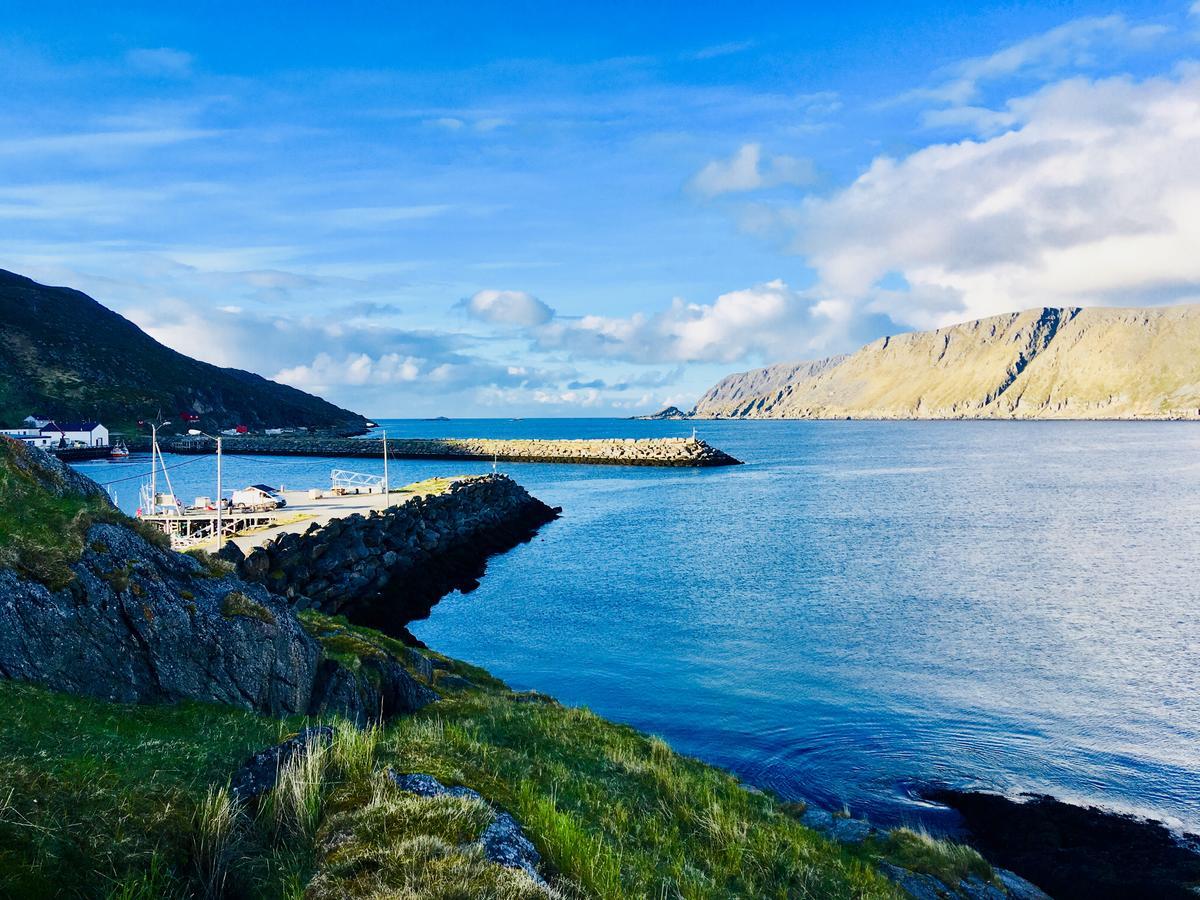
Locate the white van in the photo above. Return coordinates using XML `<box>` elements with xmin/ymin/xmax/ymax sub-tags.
<box><xmin>231</xmin><ymin>484</ymin><xmax>287</xmax><ymax>512</ymax></box>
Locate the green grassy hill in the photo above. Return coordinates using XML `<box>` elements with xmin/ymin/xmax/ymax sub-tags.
<box><xmin>0</xmin><ymin>269</ymin><xmax>366</xmax><ymax>432</ymax></box>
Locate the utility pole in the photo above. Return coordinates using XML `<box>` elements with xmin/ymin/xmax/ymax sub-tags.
<box><xmin>215</xmin><ymin>435</ymin><xmax>223</xmax><ymax>552</ymax></box>
<box><xmin>150</xmin><ymin>424</ymin><xmax>157</xmax><ymax>505</ymax></box>
<box><xmin>381</xmin><ymin>430</ymin><xmax>389</xmax><ymax>508</ymax></box>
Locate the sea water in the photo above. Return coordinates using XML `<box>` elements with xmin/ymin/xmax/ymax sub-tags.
<box><xmin>74</xmin><ymin>419</ymin><xmax>1200</xmax><ymax>832</ymax></box>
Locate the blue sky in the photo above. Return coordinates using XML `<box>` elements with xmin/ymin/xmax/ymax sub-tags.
<box><xmin>3</xmin><ymin>1</ymin><xmax>1199</xmax><ymax>416</ymax></box>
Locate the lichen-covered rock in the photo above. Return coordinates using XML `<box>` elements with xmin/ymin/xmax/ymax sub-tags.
<box><xmin>386</xmin><ymin>770</ymin><xmax>548</xmax><ymax>887</ymax></box>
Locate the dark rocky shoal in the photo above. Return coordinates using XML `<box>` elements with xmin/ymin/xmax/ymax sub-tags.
<box><xmin>927</xmin><ymin>789</ymin><xmax>1200</xmax><ymax>900</ymax></box>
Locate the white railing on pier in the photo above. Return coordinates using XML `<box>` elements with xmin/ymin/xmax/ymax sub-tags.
<box><xmin>330</xmin><ymin>469</ymin><xmax>384</xmax><ymax>493</ymax></box>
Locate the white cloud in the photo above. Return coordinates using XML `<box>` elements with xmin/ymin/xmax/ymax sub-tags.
<box><xmin>689</xmin><ymin>144</ymin><xmax>816</xmax><ymax>197</ymax></box>
<box><xmin>274</xmin><ymin>352</ymin><xmax>422</xmax><ymax>389</ymax></box>
<box><xmin>461</xmin><ymin>289</ymin><xmax>555</xmax><ymax>327</ymax></box>
<box><xmin>125</xmin><ymin>47</ymin><xmax>195</xmax><ymax>77</ymax></box>
<box><xmin>533</xmin><ymin>279</ymin><xmax>828</xmax><ymax>363</ymax></box>
<box><xmin>909</xmin><ymin>15</ymin><xmax>1167</xmax><ymax>107</ymax></box>
<box><xmin>788</xmin><ymin>68</ymin><xmax>1200</xmax><ymax>330</ymax></box>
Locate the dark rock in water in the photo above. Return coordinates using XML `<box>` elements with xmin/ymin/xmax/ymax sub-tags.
<box><xmin>230</xmin><ymin>726</ymin><xmax>335</xmax><ymax>802</ymax></box>
<box><xmin>927</xmin><ymin>789</ymin><xmax>1200</xmax><ymax>900</ymax></box>
<box><xmin>631</xmin><ymin>405</ymin><xmax>689</xmax><ymax>420</ymax></box>
<box><xmin>307</xmin><ymin>655</ymin><xmax>438</xmax><ymax>725</ymax></box>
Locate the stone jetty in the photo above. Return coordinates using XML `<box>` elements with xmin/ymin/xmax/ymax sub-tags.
<box><xmin>152</xmin><ymin>434</ymin><xmax>742</xmax><ymax>467</ymax></box>
<box><xmin>230</xmin><ymin>474</ymin><xmax>560</xmax><ymax>632</ymax></box>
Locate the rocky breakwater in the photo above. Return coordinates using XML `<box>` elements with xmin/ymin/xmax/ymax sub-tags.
<box><xmin>161</xmin><ymin>434</ymin><xmax>742</xmax><ymax>467</ymax></box>
<box><xmin>236</xmin><ymin>474</ymin><xmax>561</xmax><ymax>633</ymax></box>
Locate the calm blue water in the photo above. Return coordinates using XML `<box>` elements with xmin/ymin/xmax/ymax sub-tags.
<box><xmin>74</xmin><ymin>420</ymin><xmax>1200</xmax><ymax>833</ymax></box>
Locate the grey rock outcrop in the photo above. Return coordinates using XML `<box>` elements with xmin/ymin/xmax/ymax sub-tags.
<box><xmin>230</xmin><ymin>726</ymin><xmax>336</xmax><ymax>802</ymax></box>
<box><xmin>307</xmin><ymin>655</ymin><xmax>438</xmax><ymax>726</ymax></box>
<box><xmin>0</xmin><ymin>445</ymin><xmax>439</xmax><ymax>721</ymax></box>
<box><xmin>0</xmin><ymin>521</ymin><xmax>319</xmax><ymax>714</ymax></box>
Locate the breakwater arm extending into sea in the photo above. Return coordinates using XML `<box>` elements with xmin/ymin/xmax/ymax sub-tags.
<box><xmin>140</xmin><ymin>434</ymin><xmax>742</xmax><ymax>467</ymax></box>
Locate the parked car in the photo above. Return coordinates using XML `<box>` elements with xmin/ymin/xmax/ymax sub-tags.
<box><xmin>231</xmin><ymin>484</ymin><xmax>287</xmax><ymax>512</ymax></box>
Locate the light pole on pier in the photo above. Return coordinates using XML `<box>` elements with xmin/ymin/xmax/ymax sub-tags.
<box><xmin>195</xmin><ymin>431</ymin><xmax>225</xmax><ymax>552</ymax></box>
<box><xmin>381</xmin><ymin>430</ymin><xmax>389</xmax><ymax>509</ymax></box>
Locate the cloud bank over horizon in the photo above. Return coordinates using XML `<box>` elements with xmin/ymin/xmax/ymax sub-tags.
<box><xmin>2</xmin><ymin>3</ymin><xmax>1197</xmax><ymax>416</ymax></box>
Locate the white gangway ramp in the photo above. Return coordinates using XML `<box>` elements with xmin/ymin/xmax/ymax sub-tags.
<box><xmin>330</xmin><ymin>468</ymin><xmax>385</xmax><ymax>494</ymax></box>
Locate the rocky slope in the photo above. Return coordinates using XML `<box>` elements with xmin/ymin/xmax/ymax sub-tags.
<box><xmin>0</xmin><ymin>439</ymin><xmax>433</xmax><ymax>721</ymax></box>
<box><xmin>694</xmin><ymin>305</ymin><xmax>1200</xmax><ymax>419</ymax></box>
<box><xmin>0</xmin><ymin>268</ymin><xmax>366</xmax><ymax>431</ymax></box>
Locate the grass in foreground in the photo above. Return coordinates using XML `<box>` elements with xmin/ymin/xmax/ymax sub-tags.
<box><xmin>0</xmin><ymin>635</ymin><xmax>986</xmax><ymax>899</ymax></box>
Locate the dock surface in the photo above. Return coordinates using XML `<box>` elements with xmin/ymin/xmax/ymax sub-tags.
<box><xmin>141</xmin><ymin>477</ymin><xmax>459</xmax><ymax>552</ymax></box>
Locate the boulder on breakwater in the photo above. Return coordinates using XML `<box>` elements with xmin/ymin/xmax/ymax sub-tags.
<box><xmin>152</xmin><ymin>434</ymin><xmax>742</xmax><ymax>467</ymax></box>
<box><xmin>235</xmin><ymin>474</ymin><xmax>561</xmax><ymax>632</ymax></box>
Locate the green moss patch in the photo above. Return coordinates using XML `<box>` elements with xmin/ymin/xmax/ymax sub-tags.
<box><xmin>220</xmin><ymin>591</ymin><xmax>277</xmax><ymax>625</ymax></box>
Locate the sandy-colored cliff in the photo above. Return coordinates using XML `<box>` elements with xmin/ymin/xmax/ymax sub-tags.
<box><xmin>693</xmin><ymin>306</ymin><xmax>1200</xmax><ymax>419</ymax></box>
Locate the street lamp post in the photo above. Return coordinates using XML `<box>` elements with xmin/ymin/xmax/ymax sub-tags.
<box><xmin>195</xmin><ymin>432</ymin><xmax>225</xmax><ymax>552</ymax></box>
<box><xmin>215</xmin><ymin>435</ymin><xmax>223</xmax><ymax>552</ymax></box>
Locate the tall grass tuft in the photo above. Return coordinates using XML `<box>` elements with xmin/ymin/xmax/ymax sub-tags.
<box><xmin>192</xmin><ymin>785</ymin><xmax>238</xmax><ymax>899</ymax></box>
<box><xmin>266</xmin><ymin>739</ymin><xmax>330</xmax><ymax>842</ymax></box>
<box><xmin>330</xmin><ymin>721</ymin><xmax>381</xmax><ymax>782</ymax></box>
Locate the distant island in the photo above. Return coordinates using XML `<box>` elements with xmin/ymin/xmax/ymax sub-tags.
<box><xmin>692</xmin><ymin>306</ymin><xmax>1200</xmax><ymax>420</ymax></box>
<box><xmin>0</xmin><ymin>269</ymin><xmax>368</xmax><ymax>433</ymax></box>
<box><xmin>631</xmin><ymin>405</ymin><xmax>689</xmax><ymax>420</ymax></box>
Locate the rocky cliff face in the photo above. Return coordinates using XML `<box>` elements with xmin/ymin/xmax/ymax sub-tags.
<box><xmin>693</xmin><ymin>305</ymin><xmax>1200</xmax><ymax>419</ymax></box>
<box><xmin>0</xmin><ymin>446</ymin><xmax>436</xmax><ymax>720</ymax></box>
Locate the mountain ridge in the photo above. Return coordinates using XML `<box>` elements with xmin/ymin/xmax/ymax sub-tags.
<box><xmin>0</xmin><ymin>269</ymin><xmax>367</xmax><ymax>431</ymax></box>
<box><xmin>692</xmin><ymin>305</ymin><xmax>1200</xmax><ymax>420</ymax></box>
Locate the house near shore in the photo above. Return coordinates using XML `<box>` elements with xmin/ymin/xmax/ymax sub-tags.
<box><xmin>0</xmin><ymin>428</ymin><xmax>56</xmax><ymax>449</ymax></box>
<box><xmin>39</xmin><ymin>421</ymin><xmax>109</xmax><ymax>448</ymax></box>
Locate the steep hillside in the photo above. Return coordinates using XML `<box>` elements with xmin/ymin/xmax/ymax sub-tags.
<box><xmin>0</xmin><ymin>269</ymin><xmax>367</xmax><ymax>431</ymax></box>
<box><xmin>693</xmin><ymin>306</ymin><xmax>1200</xmax><ymax>419</ymax></box>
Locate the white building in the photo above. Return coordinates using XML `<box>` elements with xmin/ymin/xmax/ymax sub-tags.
<box><xmin>0</xmin><ymin>428</ymin><xmax>56</xmax><ymax>449</ymax></box>
<box><xmin>40</xmin><ymin>421</ymin><xmax>109</xmax><ymax>448</ymax></box>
